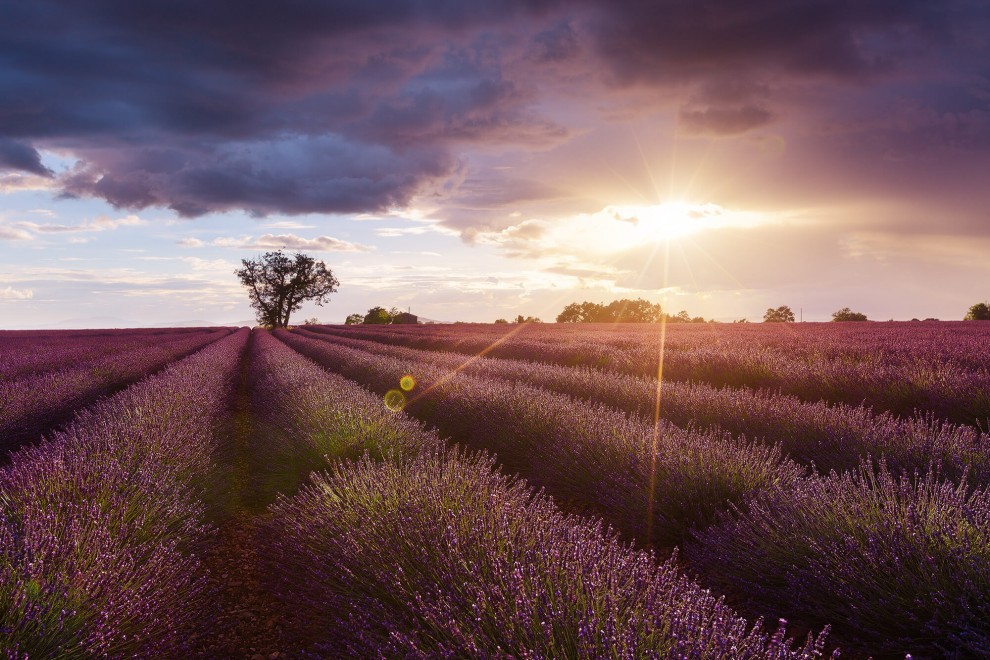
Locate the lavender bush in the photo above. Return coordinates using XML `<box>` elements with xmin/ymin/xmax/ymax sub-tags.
<box><xmin>311</xmin><ymin>322</ymin><xmax>990</xmax><ymax>425</ymax></box>
<box><xmin>691</xmin><ymin>462</ymin><xmax>990</xmax><ymax>656</ymax></box>
<box><xmin>265</xmin><ymin>449</ymin><xmax>833</xmax><ymax>658</ymax></box>
<box><xmin>277</xmin><ymin>330</ymin><xmax>804</xmax><ymax>548</ymax></box>
<box><xmin>0</xmin><ymin>328</ymin><xmax>232</xmax><ymax>456</ymax></box>
<box><xmin>299</xmin><ymin>328</ymin><xmax>990</xmax><ymax>484</ymax></box>
<box><xmin>0</xmin><ymin>328</ymin><xmax>247</xmax><ymax>657</ymax></box>
<box><xmin>246</xmin><ymin>329</ymin><xmax>443</xmax><ymax>502</ymax></box>
<box><xmin>0</xmin><ymin>327</ymin><xmax>227</xmax><ymax>381</ymax></box>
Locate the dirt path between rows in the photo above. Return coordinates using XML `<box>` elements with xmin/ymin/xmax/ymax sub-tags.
<box><xmin>190</xmin><ymin>331</ymin><xmax>296</xmax><ymax>659</ymax></box>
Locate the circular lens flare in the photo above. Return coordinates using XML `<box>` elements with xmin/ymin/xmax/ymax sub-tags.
<box><xmin>384</xmin><ymin>389</ymin><xmax>406</xmax><ymax>411</ymax></box>
<box><xmin>400</xmin><ymin>375</ymin><xmax>416</xmax><ymax>391</ymax></box>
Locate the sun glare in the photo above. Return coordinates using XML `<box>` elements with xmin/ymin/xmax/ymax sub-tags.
<box><xmin>566</xmin><ymin>201</ymin><xmax>747</xmax><ymax>255</ymax></box>
<box><xmin>625</xmin><ymin>202</ymin><xmax>705</xmax><ymax>241</ymax></box>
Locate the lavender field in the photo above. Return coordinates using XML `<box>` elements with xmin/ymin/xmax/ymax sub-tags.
<box><xmin>2</xmin><ymin>322</ymin><xmax>990</xmax><ymax>658</ymax></box>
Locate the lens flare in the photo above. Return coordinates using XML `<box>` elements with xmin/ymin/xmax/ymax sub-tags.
<box><xmin>400</xmin><ymin>375</ymin><xmax>416</xmax><ymax>391</ymax></box>
<box><xmin>384</xmin><ymin>389</ymin><xmax>406</xmax><ymax>411</ymax></box>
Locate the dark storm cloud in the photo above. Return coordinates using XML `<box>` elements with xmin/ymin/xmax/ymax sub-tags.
<box><xmin>58</xmin><ymin>137</ymin><xmax>459</xmax><ymax>217</ymax></box>
<box><xmin>0</xmin><ymin>0</ymin><xmax>567</xmax><ymax>216</ymax></box>
<box><xmin>0</xmin><ymin>140</ymin><xmax>53</xmax><ymax>177</ymax></box>
<box><xmin>1</xmin><ymin>0</ymin><xmax>987</xmax><ymax>218</ymax></box>
<box><xmin>583</xmin><ymin>0</ymin><xmax>952</xmax><ymax>83</ymax></box>
<box><xmin>579</xmin><ymin>0</ymin><xmax>988</xmax><ymax>143</ymax></box>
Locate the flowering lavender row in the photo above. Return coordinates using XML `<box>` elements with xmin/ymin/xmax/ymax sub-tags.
<box><xmin>277</xmin><ymin>330</ymin><xmax>803</xmax><ymax>549</ymax></box>
<box><xmin>690</xmin><ymin>464</ymin><xmax>990</xmax><ymax>657</ymax></box>
<box><xmin>311</xmin><ymin>324</ymin><xmax>990</xmax><ymax>426</ymax></box>
<box><xmin>0</xmin><ymin>328</ymin><xmax>232</xmax><ymax>456</ymax></box>
<box><xmin>298</xmin><ymin>328</ymin><xmax>990</xmax><ymax>484</ymax></box>
<box><xmin>246</xmin><ymin>329</ymin><xmax>443</xmax><ymax>503</ymax></box>
<box><xmin>292</xmin><ymin>326</ymin><xmax>990</xmax><ymax>654</ymax></box>
<box><xmin>0</xmin><ymin>328</ymin><xmax>248</xmax><ymax>657</ymax></box>
<box><xmin>315</xmin><ymin>320</ymin><xmax>990</xmax><ymax>371</ymax></box>
<box><xmin>0</xmin><ymin>327</ymin><xmax>228</xmax><ymax>381</ymax></box>
<box><xmin>250</xmin><ymin>330</ymin><xmax>828</xmax><ymax>655</ymax></box>
<box><xmin>260</xmin><ymin>438</ymin><xmax>830</xmax><ymax>654</ymax></box>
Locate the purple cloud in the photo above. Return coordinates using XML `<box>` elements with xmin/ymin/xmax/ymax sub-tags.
<box><xmin>0</xmin><ymin>0</ymin><xmax>986</xmax><ymax>224</ymax></box>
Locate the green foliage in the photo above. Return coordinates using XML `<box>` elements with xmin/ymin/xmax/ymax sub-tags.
<box><xmin>234</xmin><ymin>250</ymin><xmax>338</xmax><ymax>328</ymax></box>
<box><xmin>763</xmin><ymin>305</ymin><xmax>795</xmax><ymax>323</ymax></box>
<box><xmin>493</xmin><ymin>318</ymin><xmax>508</xmax><ymax>324</ymax></box>
<box><xmin>514</xmin><ymin>315</ymin><xmax>542</xmax><ymax>324</ymax></box>
<box><xmin>556</xmin><ymin>298</ymin><xmax>664</xmax><ymax>323</ymax></box>
<box><xmin>965</xmin><ymin>302</ymin><xmax>990</xmax><ymax>320</ymax></box>
<box><xmin>363</xmin><ymin>306</ymin><xmax>393</xmax><ymax>325</ymax></box>
<box><xmin>344</xmin><ymin>313</ymin><xmax>364</xmax><ymax>325</ymax></box>
<box><xmin>831</xmin><ymin>307</ymin><xmax>868</xmax><ymax>322</ymax></box>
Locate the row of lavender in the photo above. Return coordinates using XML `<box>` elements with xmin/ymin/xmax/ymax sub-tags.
<box><xmin>0</xmin><ymin>328</ymin><xmax>233</xmax><ymax>456</ymax></box>
<box><xmin>313</xmin><ymin>323</ymin><xmax>990</xmax><ymax>425</ymax></box>
<box><xmin>0</xmin><ymin>329</ymin><xmax>248</xmax><ymax>656</ymax></box>
<box><xmin>297</xmin><ymin>328</ymin><xmax>990</xmax><ymax>484</ymax></box>
<box><xmin>332</xmin><ymin>319</ymin><xmax>990</xmax><ymax>370</ymax></box>
<box><xmin>0</xmin><ymin>327</ymin><xmax>224</xmax><ymax>380</ymax></box>
<box><xmin>279</xmin><ymin>329</ymin><xmax>990</xmax><ymax>656</ymax></box>
<box><xmin>250</xmin><ymin>330</ymin><xmax>831</xmax><ymax>657</ymax></box>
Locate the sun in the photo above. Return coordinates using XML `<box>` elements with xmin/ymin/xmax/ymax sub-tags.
<box><xmin>625</xmin><ymin>201</ymin><xmax>707</xmax><ymax>241</ymax></box>
<box><xmin>585</xmin><ymin>201</ymin><xmax>725</xmax><ymax>253</ymax></box>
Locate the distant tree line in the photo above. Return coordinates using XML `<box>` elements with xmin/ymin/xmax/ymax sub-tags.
<box><xmin>495</xmin><ymin>315</ymin><xmax>542</xmax><ymax>324</ymax></box>
<box><xmin>555</xmin><ymin>299</ymin><xmax>705</xmax><ymax>324</ymax></box>
<box><xmin>762</xmin><ymin>305</ymin><xmax>871</xmax><ymax>322</ymax></box>
<box><xmin>965</xmin><ymin>302</ymin><xmax>990</xmax><ymax>320</ymax></box>
<box><xmin>345</xmin><ymin>306</ymin><xmax>418</xmax><ymax>325</ymax></box>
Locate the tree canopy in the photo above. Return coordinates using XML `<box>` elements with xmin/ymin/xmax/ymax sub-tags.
<box><xmin>556</xmin><ymin>298</ymin><xmax>665</xmax><ymax>323</ymax></box>
<box><xmin>235</xmin><ymin>251</ymin><xmax>339</xmax><ymax>328</ymax></box>
<box><xmin>363</xmin><ymin>306</ymin><xmax>395</xmax><ymax>325</ymax></box>
<box><xmin>831</xmin><ymin>307</ymin><xmax>868</xmax><ymax>322</ymax></box>
<box><xmin>763</xmin><ymin>305</ymin><xmax>795</xmax><ymax>323</ymax></box>
<box><xmin>965</xmin><ymin>302</ymin><xmax>990</xmax><ymax>320</ymax></box>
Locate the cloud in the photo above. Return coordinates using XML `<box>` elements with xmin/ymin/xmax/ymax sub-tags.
<box><xmin>15</xmin><ymin>214</ymin><xmax>144</xmax><ymax>234</ymax></box>
<box><xmin>0</xmin><ymin>286</ymin><xmax>33</xmax><ymax>300</ymax></box>
<box><xmin>176</xmin><ymin>237</ymin><xmax>204</xmax><ymax>247</ymax></box>
<box><xmin>0</xmin><ymin>139</ymin><xmax>53</xmax><ymax>177</ymax></box>
<box><xmin>58</xmin><ymin>137</ymin><xmax>461</xmax><ymax>217</ymax></box>
<box><xmin>0</xmin><ymin>225</ymin><xmax>33</xmax><ymax>240</ymax></box>
<box><xmin>1</xmin><ymin>2</ymin><xmax>570</xmax><ymax>217</ymax></box>
<box><xmin>0</xmin><ymin>172</ymin><xmax>58</xmax><ymax>193</ymax></box>
<box><xmin>0</xmin><ymin>0</ymin><xmax>987</xmax><ymax>246</ymax></box>
<box><xmin>583</xmin><ymin>0</ymin><xmax>951</xmax><ymax>84</ymax></box>
<box><xmin>679</xmin><ymin>104</ymin><xmax>774</xmax><ymax>135</ymax></box>
<box><xmin>212</xmin><ymin>233</ymin><xmax>372</xmax><ymax>252</ymax></box>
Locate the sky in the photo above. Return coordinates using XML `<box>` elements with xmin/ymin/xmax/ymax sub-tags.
<box><xmin>1</xmin><ymin>0</ymin><xmax>988</xmax><ymax>327</ymax></box>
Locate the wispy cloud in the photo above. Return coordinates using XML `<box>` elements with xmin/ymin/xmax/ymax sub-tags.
<box><xmin>15</xmin><ymin>214</ymin><xmax>145</xmax><ymax>234</ymax></box>
<box><xmin>176</xmin><ymin>237</ymin><xmax>204</xmax><ymax>248</ymax></box>
<box><xmin>0</xmin><ymin>172</ymin><xmax>57</xmax><ymax>193</ymax></box>
<box><xmin>262</xmin><ymin>220</ymin><xmax>316</xmax><ymax>230</ymax></box>
<box><xmin>0</xmin><ymin>286</ymin><xmax>34</xmax><ymax>300</ymax></box>
<box><xmin>0</xmin><ymin>225</ymin><xmax>33</xmax><ymax>240</ymax></box>
<box><xmin>212</xmin><ymin>233</ymin><xmax>372</xmax><ymax>252</ymax></box>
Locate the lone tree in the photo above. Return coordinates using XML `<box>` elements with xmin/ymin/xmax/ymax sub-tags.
<box><xmin>763</xmin><ymin>305</ymin><xmax>795</xmax><ymax>322</ymax></box>
<box><xmin>965</xmin><ymin>302</ymin><xmax>990</xmax><ymax>320</ymax></box>
<box><xmin>832</xmin><ymin>307</ymin><xmax>868</xmax><ymax>322</ymax></box>
<box><xmin>235</xmin><ymin>250</ymin><xmax>339</xmax><ymax>328</ymax></box>
<box><xmin>363</xmin><ymin>306</ymin><xmax>394</xmax><ymax>325</ymax></box>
